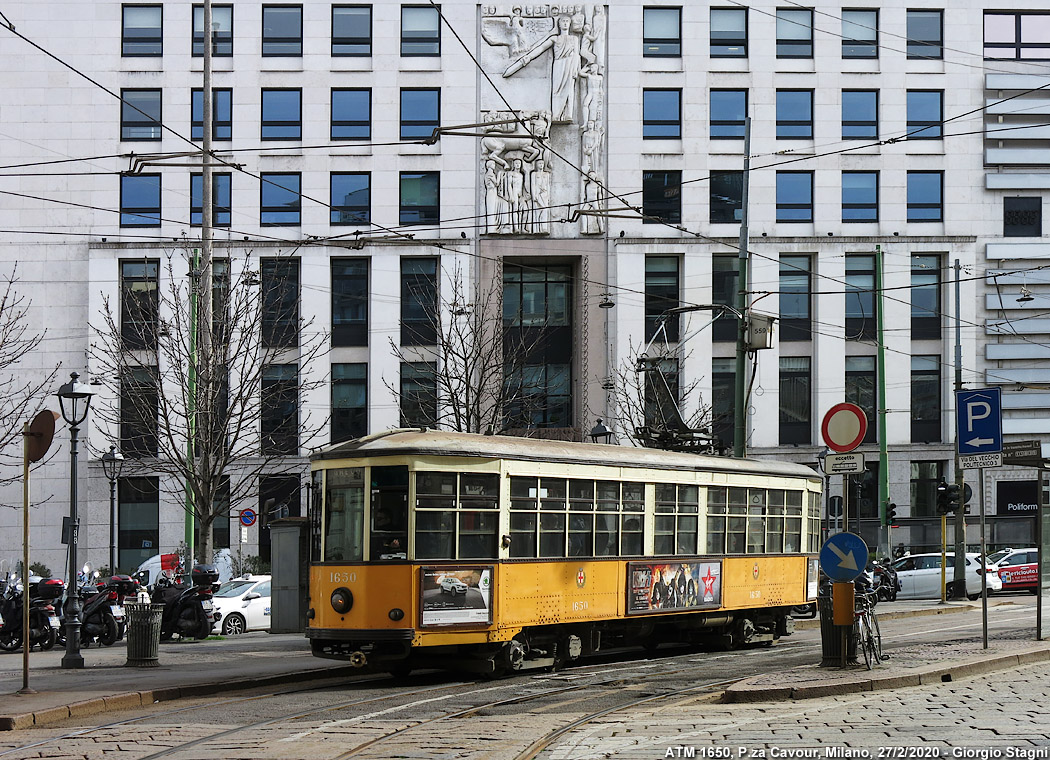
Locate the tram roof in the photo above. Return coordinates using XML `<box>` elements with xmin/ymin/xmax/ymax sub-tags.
<box><xmin>312</xmin><ymin>429</ymin><xmax>820</xmax><ymax>481</ymax></box>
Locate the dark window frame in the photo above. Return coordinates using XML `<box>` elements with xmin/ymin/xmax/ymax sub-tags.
<box><xmin>776</xmin><ymin>89</ymin><xmax>814</xmax><ymax>139</ymax></box>
<box><xmin>330</xmin><ymin>171</ymin><xmax>371</xmax><ymax>226</ymax></box>
<box><xmin>192</xmin><ymin>4</ymin><xmax>233</xmax><ymax>56</ymax></box>
<box><xmin>120</xmin><ymin>88</ymin><xmax>162</xmax><ymax>142</ymax></box>
<box><xmin>332</xmin><ymin>5</ymin><xmax>372</xmax><ymax>56</ymax></box>
<box><xmin>846</xmin><ymin>253</ymin><xmax>877</xmax><ymax>341</ymax></box>
<box><xmin>911</xmin><ymin>357</ymin><xmax>942</xmax><ymax>443</ymax></box>
<box><xmin>261</xmin><ymin>88</ymin><xmax>303</xmax><ymax>141</ymax></box>
<box><xmin>120</xmin><ymin>259</ymin><xmax>159</xmax><ymax>350</ymax></box>
<box><xmin>121</xmin><ymin>366</ymin><xmax>160</xmax><ymax>458</ymax></box>
<box><xmin>712</xmin><ymin>255</ymin><xmax>739</xmax><ymax>343</ymax></box>
<box><xmin>776</xmin><ymin>7</ymin><xmax>814</xmax><ymax>58</ymax></box>
<box><xmin>643</xmin><ymin>6</ymin><xmax>682</xmax><ymax>57</ymax></box>
<box><xmin>1004</xmin><ymin>196</ymin><xmax>1043</xmax><ymax>237</ymax></box>
<box><xmin>642</xmin><ymin>88</ymin><xmax>682</xmax><ymax>139</ymax></box>
<box><xmin>906</xmin><ymin>89</ymin><xmax>943</xmax><ymax>139</ymax></box>
<box><xmin>262</xmin><ymin>4</ymin><xmax>303</xmax><ymax>57</ymax></box>
<box><xmin>775</xmin><ymin>171</ymin><xmax>814</xmax><ymax>223</ymax></box>
<box><xmin>191</xmin><ymin>87</ymin><xmax>233</xmax><ymax>141</ymax></box>
<box><xmin>190</xmin><ymin>172</ymin><xmax>232</xmax><ymax>227</ymax></box>
<box><xmin>845</xmin><ymin>355</ymin><xmax>877</xmax><ymax>443</ymax></box>
<box><xmin>907</xmin><ymin>171</ymin><xmax>944</xmax><ymax>222</ymax></box>
<box><xmin>779</xmin><ymin>356</ymin><xmax>812</xmax><ymax>445</ymax></box>
<box><xmin>331</xmin><ymin>257</ymin><xmax>369</xmax><ymax>347</ymax></box>
<box><xmin>710</xmin><ymin>7</ymin><xmax>747</xmax><ymax>57</ymax></box>
<box><xmin>331</xmin><ymin>88</ymin><xmax>371</xmax><ymax>140</ymax></box>
<box><xmin>400</xmin><ymin>87</ymin><xmax>440</xmax><ymax>141</ymax></box>
<box><xmin>710</xmin><ymin>170</ymin><xmax>743</xmax><ymax>224</ymax></box>
<box><xmin>842</xmin><ymin>89</ymin><xmax>878</xmax><ymax>139</ymax></box>
<box><xmin>642</xmin><ymin>170</ymin><xmax>682</xmax><ymax>224</ymax></box>
<box><xmin>401</xmin><ymin>4</ymin><xmax>440</xmax><ymax>57</ymax></box>
<box><xmin>122</xmin><ymin>4</ymin><xmax>163</xmax><ymax>57</ymax></box>
<box><xmin>400</xmin><ymin>361</ymin><xmax>437</xmax><ymax>427</ymax></box>
<box><xmin>842</xmin><ymin>170</ymin><xmax>879</xmax><ymax>223</ymax></box>
<box><xmin>911</xmin><ymin>254</ymin><xmax>941</xmax><ymax>340</ymax></box>
<box><xmin>401</xmin><ymin>257</ymin><xmax>438</xmax><ymax>346</ymax></box>
<box><xmin>984</xmin><ymin>12</ymin><xmax>1050</xmax><ymax>60</ymax></box>
<box><xmin>261</xmin><ymin>258</ymin><xmax>300</xmax><ymax>349</ymax></box>
<box><xmin>399</xmin><ymin>171</ymin><xmax>440</xmax><ymax>225</ymax></box>
<box><xmin>907</xmin><ymin>9</ymin><xmax>943</xmax><ymax>59</ymax></box>
<box><xmin>120</xmin><ymin>174</ymin><xmax>161</xmax><ymax>227</ymax></box>
<box><xmin>710</xmin><ymin>89</ymin><xmax>747</xmax><ymax>139</ymax></box>
<box><xmin>779</xmin><ymin>255</ymin><xmax>812</xmax><ymax>342</ymax></box>
<box><xmin>332</xmin><ymin>363</ymin><xmax>368</xmax><ymax>442</ymax></box>
<box><xmin>260</xmin><ymin>172</ymin><xmax>302</xmax><ymax>226</ymax></box>
<box><xmin>645</xmin><ymin>256</ymin><xmax>680</xmax><ymax>342</ymax></box>
<box><xmin>262</xmin><ymin>364</ymin><xmax>300</xmax><ymax>455</ymax></box>
<box><xmin>842</xmin><ymin>8</ymin><xmax>878</xmax><ymax>58</ymax></box>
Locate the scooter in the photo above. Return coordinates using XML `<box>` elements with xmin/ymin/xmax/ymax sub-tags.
<box><xmin>871</xmin><ymin>558</ymin><xmax>899</xmax><ymax>602</ymax></box>
<box><xmin>0</xmin><ymin>577</ymin><xmax>64</xmax><ymax>652</ymax></box>
<box><xmin>79</xmin><ymin>581</ymin><xmax>124</xmax><ymax>647</ymax></box>
<box><xmin>153</xmin><ymin>564</ymin><xmax>217</xmax><ymax>641</ymax></box>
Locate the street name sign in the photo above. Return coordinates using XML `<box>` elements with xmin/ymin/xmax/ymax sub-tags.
<box><xmin>819</xmin><ymin>532</ymin><xmax>868</xmax><ymax>582</ymax></box>
<box><xmin>825</xmin><ymin>452</ymin><xmax>865</xmax><ymax>474</ymax></box>
<box><xmin>1003</xmin><ymin>439</ymin><xmax>1044</xmax><ymax>467</ymax></box>
<box><xmin>955</xmin><ymin>387</ymin><xmax>1003</xmax><ymax>457</ymax></box>
<box><xmin>959</xmin><ymin>452</ymin><xmax>1003</xmax><ymax>470</ymax></box>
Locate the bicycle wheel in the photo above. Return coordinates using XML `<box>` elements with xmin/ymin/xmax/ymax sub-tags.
<box><xmin>855</xmin><ymin>616</ymin><xmax>872</xmax><ymax>669</ymax></box>
<box><xmin>868</xmin><ymin>610</ymin><xmax>883</xmax><ymax>663</ymax></box>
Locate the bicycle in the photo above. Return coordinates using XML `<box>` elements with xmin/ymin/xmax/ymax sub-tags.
<box><xmin>853</xmin><ymin>589</ymin><xmax>883</xmax><ymax>669</ymax></box>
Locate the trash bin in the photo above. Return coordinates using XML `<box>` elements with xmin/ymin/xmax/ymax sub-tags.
<box><xmin>125</xmin><ymin>602</ymin><xmax>164</xmax><ymax>668</ymax></box>
<box><xmin>817</xmin><ymin>586</ymin><xmax>857</xmax><ymax>667</ymax></box>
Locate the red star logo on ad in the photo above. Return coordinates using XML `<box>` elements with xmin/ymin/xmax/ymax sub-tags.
<box><xmin>702</xmin><ymin>567</ymin><xmax>717</xmax><ymax>597</ymax></box>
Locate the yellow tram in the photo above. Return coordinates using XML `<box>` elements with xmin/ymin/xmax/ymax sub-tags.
<box><xmin>306</xmin><ymin>429</ymin><xmax>822</xmax><ymax>675</ymax></box>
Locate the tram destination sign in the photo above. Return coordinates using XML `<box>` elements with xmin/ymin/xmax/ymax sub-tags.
<box><xmin>1002</xmin><ymin>439</ymin><xmax>1044</xmax><ymax>467</ymax></box>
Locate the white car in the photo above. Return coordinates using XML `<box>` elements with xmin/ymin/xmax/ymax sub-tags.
<box><xmin>891</xmin><ymin>553</ymin><xmax>1002</xmax><ymax>600</ymax></box>
<box><xmin>211</xmin><ymin>575</ymin><xmax>272</xmax><ymax>635</ymax></box>
<box><xmin>439</xmin><ymin>577</ymin><xmax>469</xmax><ymax>595</ymax></box>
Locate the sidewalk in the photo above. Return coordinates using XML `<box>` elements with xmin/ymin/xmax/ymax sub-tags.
<box><xmin>0</xmin><ymin>632</ymin><xmax>360</xmax><ymax>730</ymax></box>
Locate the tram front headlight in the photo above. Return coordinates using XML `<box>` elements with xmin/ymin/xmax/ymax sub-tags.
<box><xmin>331</xmin><ymin>587</ymin><xmax>353</xmax><ymax>614</ymax></box>
<box><xmin>388</xmin><ymin>608</ymin><xmax>404</xmax><ymax>621</ymax></box>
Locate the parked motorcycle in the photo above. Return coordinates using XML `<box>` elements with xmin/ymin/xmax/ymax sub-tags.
<box><xmin>79</xmin><ymin>580</ymin><xmax>125</xmax><ymax>647</ymax></box>
<box><xmin>869</xmin><ymin>558</ymin><xmax>899</xmax><ymax>602</ymax></box>
<box><xmin>153</xmin><ymin>564</ymin><xmax>218</xmax><ymax>641</ymax></box>
<box><xmin>0</xmin><ymin>576</ymin><xmax>64</xmax><ymax>652</ymax></box>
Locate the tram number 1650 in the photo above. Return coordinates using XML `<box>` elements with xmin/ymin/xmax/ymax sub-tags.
<box><xmin>329</xmin><ymin>572</ymin><xmax>357</xmax><ymax>584</ymax></box>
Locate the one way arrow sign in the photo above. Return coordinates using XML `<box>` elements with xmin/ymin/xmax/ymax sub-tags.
<box><xmin>819</xmin><ymin>532</ymin><xmax>869</xmax><ymax>583</ymax></box>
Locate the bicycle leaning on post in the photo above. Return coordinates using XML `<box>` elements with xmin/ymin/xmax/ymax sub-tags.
<box><xmin>853</xmin><ymin>587</ymin><xmax>883</xmax><ymax>669</ymax></box>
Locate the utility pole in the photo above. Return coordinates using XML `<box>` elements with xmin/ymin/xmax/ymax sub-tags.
<box><xmin>952</xmin><ymin>259</ymin><xmax>966</xmax><ymax>598</ymax></box>
<box><xmin>876</xmin><ymin>244</ymin><xmax>889</xmax><ymax>556</ymax></box>
<box><xmin>733</xmin><ymin>117</ymin><xmax>751</xmax><ymax>458</ymax></box>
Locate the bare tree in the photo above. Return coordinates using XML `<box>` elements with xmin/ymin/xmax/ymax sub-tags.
<box><xmin>90</xmin><ymin>249</ymin><xmax>328</xmax><ymax>563</ymax></box>
<box><xmin>385</xmin><ymin>266</ymin><xmax>551</xmax><ymax>435</ymax></box>
<box><xmin>0</xmin><ymin>267</ymin><xmax>60</xmax><ymax>485</ymax></box>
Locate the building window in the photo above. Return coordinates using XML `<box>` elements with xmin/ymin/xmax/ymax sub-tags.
<box><xmin>645</xmin><ymin>256</ymin><xmax>679</xmax><ymax>342</ymax></box>
<box><xmin>400</xmin><ymin>88</ymin><xmax>440</xmax><ymax>140</ymax></box>
<box><xmin>776</xmin><ymin>8</ymin><xmax>813</xmax><ymax>58</ymax></box>
<box><xmin>332</xmin><ymin>258</ymin><xmax>368</xmax><ymax>347</ymax></box>
<box><xmin>260</xmin><ymin>173</ymin><xmax>301</xmax><ymax>226</ymax></box>
<box><xmin>259</xmin><ymin>476</ymin><xmax>300</xmax><ymax>562</ymax></box>
<box><xmin>910</xmin><ymin>460</ymin><xmax>944</xmax><ymax>516</ymax></box>
<box><xmin>779</xmin><ymin>255</ymin><xmax>811</xmax><ymax>342</ymax></box>
<box><xmin>192</xmin><ymin>88</ymin><xmax>232</xmax><ymax>141</ymax></box>
<box><xmin>122</xmin><ymin>5</ymin><xmax>163</xmax><ymax>56</ymax></box>
<box><xmin>121</xmin><ymin>259</ymin><xmax>159</xmax><ymax>350</ymax></box>
<box><xmin>845</xmin><ymin>254</ymin><xmax>876</xmax><ymax>341</ymax></box>
<box><xmin>261</xmin><ymin>88</ymin><xmax>302</xmax><ymax>140</ymax></box>
<box><xmin>401</xmin><ymin>258</ymin><xmax>438</xmax><ymax>346</ymax></box>
<box><xmin>710</xmin><ymin>89</ymin><xmax>747</xmax><ymax>138</ymax></box>
<box><xmin>331</xmin><ymin>88</ymin><xmax>370</xmax><ymax>140</ymax></box>
<box><xmin>330</xmin><ymin>172</ymin><xmax>370</xmax><ymax>226</ymax></box>
<box><xmin>400</xmin><ymin>362</ymin><xmax>437</xmax><ymax>427</ymax></box>
<box><xmin>710</xmin><ymin>170</ymin><xmax>743</xmax><ymax>223</ymax></box>
<box><xmin>332</xmin><ymin>363</ymin><xmax>367</xmax><ymax>442</ymax></box>
<box><xmin>193</xmin><ymin>5</ymin><xmax>233</xmax><ymax>56</ymax></box>
<box><xmin>401</xmin><ymin>5</ymin><xmax>440</xmax><ymax>56</ymax></box>
<box><xmin>121</xmin><ymin>367</ymin><xmax>159</xmax><ymax>458</ymax></box>
<box><xmin>120</xmin><ymin>89</ymin><xmax>161</xmax><ymax>141</ymax></box>
<box><xmin>333</xmin><ymin>5</ymin><xmax>371</xmax><ymax>56</ymax></box>
<box><xmin>842</xmin><ymin>171</ymin><xmax>878</xmax><ymax>222</ymax></box>
<box><xmin>642</xmin><ymin>170</ymin><xmax>681</xmax><ymax>224</ymax></box>
<box><xmin>907</xmin><ymin>9</ymin><xmax>943</xmax><ymax>59</ymax></box>
<box><xmin>505</xmin><ymin>364</ymin><xmax>571</xmax><ymax>430</ymax></box>
<box><xmin>907</xmin><ymin>90</ymin><xmax>943</xmax><ymax>139</ymax></box>
<box><xmin>262</xmin><ymin>364</ymin><xmax>299</xmax><ymax>455</ymax></box>
<box><xmin>643</xmin><ymin>6</ymin><xmax>681</xmax><ymax>57</ymax></box>
<box><xmin>399</xmin><ymin>172</ymin><xmax>440</xmax><ymax>225</ymax></box>
<box><xmin>711</xmin><ymin>358</ymin><xmax>735</xmax><ymax>451</ymax></box>
<box><xmin>776</xmin><ymin>89</ymin><xmax>813</xmax><ymax>138</ymax></box>
<box><xmin>776</xmin><ymin>171</ymin><xmax>813</xmax><ymax>223</ymax></box>
<box><xmin>120</xmin><ymin>175</ymin><xmax>161</xmax><ymax>228</ymax></box>
<box><xmin>262</xmin><ymin>5</ymin><xmax>303</xmax><ymax>56</ymax></box>
<box><xmin>907</xmin><ymin>171</ymin><xmax>943</xmax><ymax>222</ymax></box>
<box><xmin>842</xmin><ymin>9</ymin><xmax>877</xmax><ymax>58</ymax></box>
<box><xmin>985</xmin><ymin>12</ymin><xmax>1050</xmax><ymax>60</ymax></box>
<box><xmin>261</xmin><ymin>258</ymin><xmax>300</xmax><ymax>349</ymax></box>
<box><xmin>845</xmin><ymin>356</ymin><xmax>877</xmax><ymax>443</ymax></box>
<box><xmin>911</xmin><ymin>357</ymin><xmax>941</xmax><ymax>443</ymax></box>
<box><xmin>118</xmin><ymin>478</ymin><xmax>159</xmax><ymax>572</ymax></box>
<box><xmin>190</xmin><ymin>173</ymin><xmax>232</xmax><ymax>227</ymax></box>
<box><xmin>842</xmin><ymin>89</ymin><xmax>878</xmax><ymax>139</ymax></box>
<box><xmin>1004</xmin><ymin>197</ymin><xmax>1042</xmax><ymax>237</ymax></box>
<box><xmin>642</xmin><ymin>89</ymin><xmax>681</xmax><ymax>139</ymax></box>
<box><xmin>779</xmin><ymin>357</ymin><xmax>811</xmax><ymax>445</ymax></box>
<box><xmin>712</xmin><ymin>255</ymin><xmax>739</xmax><ymax>342</ymax></box>
<box><xmin>710</xmin><ymin>8</ymin><xmax>747</xmax><ymax>57</ymax></box>
<box><xmin>911</xmin><ymin>254</ymin><xmax>941</xmax><ymax>340</ymax></box>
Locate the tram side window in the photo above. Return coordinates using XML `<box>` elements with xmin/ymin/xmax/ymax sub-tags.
<box><xmin>747</xmin><ymin>489</ymin><xmax>766</xmax><ymax>553</ymax></box>
<box><xmin>727</xmin><ymin>487</ymin><xmax>748</xmax><ymax>554</ymax></box>
<box><xmin>767</xmin><ymin>490</ymin><xmax>785</xmax><ymax>553</ymax></box>
<box><xmin>785</xmin><ymin>490</ymin><xmax>803</xmax><ymax>553</ymax></box>
<box><xmin>459</xmin><ymin>473</ymin><xmax>499</xmax><ymax>558</ymax></box>
<box><xmin>415</xmin><ymin>471</ymin><xmax>456</xmax><ymax>559</ymax></box>
<box><xmin>310</xmin><ymin>471</ymin><xmax>323</xmax><ymax>561</ymax></box>
<box><xmin>370</xmin><ymin>466</ymin><xmax>408</xmax><ymax>560</ymax></box>
<box><xmin>808</xmin><ymin>492</ymin><xmax>821</xmax><ymax>551</ymax></box>
<box><xmin>621</xmin><ymin>483</ymin><xmax>644</xmax><ymax>556</ymax></box>
<box><xmin>706</xmin><ymin>486</ymin><xmax>727</xmax><ymax>553</ymax></box>
<box><xmin>324</xmin><ymin>467</ymin><xmax>365</xmax><ymax>561</ymax></box>
<box><xmin>656</xmin><ymin>483</ymin><xmax>699</xmax><ymax>555</ymax></box>
<box><xmin>414</xmin><ymin>471</ymin><xmax>499</xmax><ymax>559</ymax></box>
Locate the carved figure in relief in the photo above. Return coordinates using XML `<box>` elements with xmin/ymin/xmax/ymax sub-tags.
<box><xmin>580</xmin><ymin>171</ymin><xmax>604</xmax><ymax>235</ymax></box>
<box><xmin>480</xmin><ymin>112</ymin><xmax>547</xmax><ymax>169</ymax></box>
<box><xmin>504</xmin><ymin>14</ymin><xmax>583</xmax><ymax>123</ymax></box>
<box><xmin>581</xmin><ymin>119</ymin><xmax>601</xmax><ymax>175</ymax></box>
<box><xmin>484</xmin><ymin>159</ymin><xmax>509</xmax><ymax>234</ymax></box>
<box><xmin>530</xmin><ymin>155</ymin><xmax>552</xmax><ymax>234</ymax></box>
<box><xmin>579</xmin><ymin>63</ymin><xmax>603</xmax><ymax>127</ymax></box>
<box><xmin>503</xmin><ymin>158</ymin><xmax>528</xmax><ymax>233</ymax></box>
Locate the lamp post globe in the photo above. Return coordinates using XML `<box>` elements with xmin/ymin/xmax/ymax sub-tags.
<box><xmin>56</xmin><ymin>372</ymin><xmax>94</xmax><ymax>670</ymax></box>
<box><xmin>101</xmin><ymin>445</ymin><xmax>125</xmax><ymax>575</ymax></box>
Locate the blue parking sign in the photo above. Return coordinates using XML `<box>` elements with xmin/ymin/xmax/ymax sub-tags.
<box><xmin>955</xmin><ymin>388</ymin><xmax>1002</xmax><ymax>455</ymax></box>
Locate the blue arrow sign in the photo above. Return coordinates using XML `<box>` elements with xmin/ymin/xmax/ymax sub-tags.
<box><xmin>819</xmin><ymin>532</ymin><xmax>869</xmax><ymax>582</ymax></box>
<box><xmin>955</xmin><ymin>387</ymin><xmax>1002</xmax><ymax>455</ymax></box>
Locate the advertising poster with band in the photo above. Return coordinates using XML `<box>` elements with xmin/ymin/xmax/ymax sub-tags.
<box><xmin>420</xmin><ymin>566</ymin><xmax>493</xmax><ymax>626</ymax></box>
<box><xmin>627</xmin><ymin>561</ymin><xmax>722</xmax><ymax>615</ymax></box>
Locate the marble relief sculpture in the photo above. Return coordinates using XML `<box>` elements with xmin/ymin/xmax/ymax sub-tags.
<box><xmin>480</xmin><ymin>4</ymin><xmax>607</xmax><ymax>236</ymax></box>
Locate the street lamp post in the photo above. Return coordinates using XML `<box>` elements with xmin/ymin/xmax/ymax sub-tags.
<box><xmin>56</xmin><ymin>372</ymin><xmax>94</xmax><ymax>670</ymax></box>
<box><xmin>101</xmin><ymin>445</ymin><xmax>125</xmax><ymax>575</ymax></box>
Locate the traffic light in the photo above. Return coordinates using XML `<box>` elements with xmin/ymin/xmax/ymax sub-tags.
<box><xmin>887</xmin><ymin>503</ymin><xmax>898</xmax><ymax>524</ymax></box>
<box><xmin>945</xmin><ymin>484</ymin><xmax>961</xmax><ymax>512</ymax></box>
<box><xmin>936</xmin><ymin>482</ymin><xmax>961</xmax><ymax>515</ymax></box>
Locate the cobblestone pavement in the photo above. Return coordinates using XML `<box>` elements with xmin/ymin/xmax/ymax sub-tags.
<box><xmin>550</xmin><ymin>660</ymin><xmax>1050</xmax><ymax>760</ymax></box>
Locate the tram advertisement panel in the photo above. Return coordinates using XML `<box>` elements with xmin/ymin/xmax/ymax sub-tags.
<box><xmin>807</xmin><ymin>557</ymin><xmax>820</xmax><ymax>600</ymax></box>
<box><xmin>420</xmin><ymin>566</ymin><xmax>493</xmax><ymax>626</ymax></box>
<box><xmin>627</xmin><ymin>561</ymin><xmax>722</xmax><ymax>615</ymax></box>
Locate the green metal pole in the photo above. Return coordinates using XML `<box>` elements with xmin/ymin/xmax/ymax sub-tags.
<box><xmin>876</xmin><ymin>244</ymin><xmax>889</xmax><ymax>556</ymax></box>
<box><xmin>185</xmin><ymin>248</ymin><xmax>199</xmax><ymax>557</ymax></box>
<box><xmin>733</xmin><ymin>117</ymin><xmax>751</xmax><ymax>458</ymax></box>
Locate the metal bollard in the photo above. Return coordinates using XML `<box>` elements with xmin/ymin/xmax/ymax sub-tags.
<box><xmin>124</xmin><ymin>602</ymin><xmax>164</xmax><ymax>668</ymax></box>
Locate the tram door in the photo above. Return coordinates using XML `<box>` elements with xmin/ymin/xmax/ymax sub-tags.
<box><xmin>371</xmin><ymin>466</ymin><xmax>409</xmax><ymax>560</ymax></box>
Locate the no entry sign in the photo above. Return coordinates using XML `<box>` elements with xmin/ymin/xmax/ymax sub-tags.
<box><xmin>821</xmin><ymin>403</ymin><xmax>868</xmax><ymax>453</ymax></box>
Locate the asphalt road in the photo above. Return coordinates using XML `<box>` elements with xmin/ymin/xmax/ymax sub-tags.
<box><xmin>0</xmin><ymin>597</ymin><xmax>1043</xmax><ymax>759</ymax></box>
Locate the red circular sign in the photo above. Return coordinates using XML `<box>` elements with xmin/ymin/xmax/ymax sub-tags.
<box><xmin>821</xmin><ymin>403</ymin><xmax>868</xmax><ymax>453</ymax></box>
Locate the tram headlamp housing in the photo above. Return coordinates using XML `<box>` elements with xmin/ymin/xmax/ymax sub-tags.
<box><xmin>331</xmin><ymin>587</ymin><xmax>353</xmax><ymax>614</ymax></box>
<box><xmin>389</xmin><ymin>608</ymin><xmax>405</xmax><ymax>621</ymax></box>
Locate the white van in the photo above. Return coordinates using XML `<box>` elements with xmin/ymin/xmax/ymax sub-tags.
<box><xmin>135</xmin><ymin>549</ymin><xmax>234</xmax><ymax>587</ymax></box>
